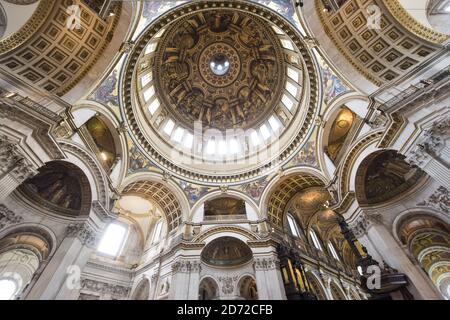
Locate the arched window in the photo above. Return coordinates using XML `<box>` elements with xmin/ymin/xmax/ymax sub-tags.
<box><xmin>151</xmin><ymin>219</ymin><xmax>163</xmax><ymax>245</ymax></box>
<box><xmin>328</xmin><ymin>242</ymin><xmax>341</xmax><ymax>261</ymax></box>
<box><xmin>287</xmin><ymin>213</ymin><xmax>301</xmax><ymax>238</ymax></box>
<box><xmin>97</xmin><ymin>223</ymin><xmax>128</xmax><ymax>257</ymax></box>
<box><xmin>0</xmin><ymin>278</ymin><xmax>17</xmax><ymax>300</ymax></box>
<box><xmin>309</xmin><ymin>229</ymin><xmax>323</xmax><ymax>251</ymax></box>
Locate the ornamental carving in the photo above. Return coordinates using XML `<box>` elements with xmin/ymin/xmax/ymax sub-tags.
<box><xmin>0</xmin><ymin>136</ymin><xmax>36</xmax><ymax>182</ymax></box>
<box><xmin>66</xmin><ymin>223</ymin><xmax>99</xmax><ymax>248</ymax></box>
<box><xmin>417</xmin><ymin>186</ymin><xmax>450</xmax><ymax>214</ymax></box>
<box><xmin>218</xmin><ymin>275</ymin><xmax>238</xmax><ymax>295</ymax></box>
<box><xmin>406</xmin><ymin>115</ymin><xmax>450</xmax><ymax>167</ymax></box>
<box><xmin>254</xmin><ymin>257</ymin><xmax>278</xmax><ymax>271</ymax></box>
<box><xmin>0</xmin><ymin>204</ymin><xmax>24</xmax><ymax>230</ymax></box>
<box><xmin>153</xmin><ymin>9</ymin><xmax>286</xmax><ymax>131</ymax></box>
<box><xmin>81</xmin><ymin>278</ymin><xmax>130</xmax><ymax>297</ymax></box>
<box><xmin>171</xmin><ymin>260</ymin><xmax>202</xmax><ymax>273</ymax></box>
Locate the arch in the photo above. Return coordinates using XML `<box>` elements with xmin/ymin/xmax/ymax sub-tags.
<box><xmin>119</xmin><ymin>174</ymin><xmax>188</xmax><ymax>233</ymax></box>
<box><xmin>71</xmin><ymin>101</ymin><xmax>129</xmax><ymax>187</ymax></box>
<box><xmin>237</xmin><ymin>275</ymin><xmax>258</xmax><ymax>300</ymax></box>
<box><xmin>120</xmin><ymin>172</ymin><xmax>190</xmax><ymax>222</ymax></box>
<box><xmin>396</xmin><ymin>212</ymin><xmax>450</xmax><ymax>298</ymax></box>
<box><xmin>189</xmin><ymin>190</ymin><xmax>261</xmax><ymax>223</ymax></box>
<box><xmin>193</xmin><ymin>225</ymin><xmax>259</xmax><ymax>243</ymax></box>
<box><xmin>0</xmin><ymin>223</ymin><xmax>57</xmax><ymax>258</ymax></box>
<box><xmin>201</xmin><ymin>236</ymin><xmax>253</xmax><ymax>268</ymax></box>
<box><xmin>354</xmin><ymin>149</ymin><xmax>425</xmax><ymax>206</ymax></box>
<box><xmin>305</xmin><ymin>271</ymin><xmax>327</xmax><ymax>300</ymax></box>
<box><xmin>131</xmin><ymin>277</ymin><xmax>150</xmax><ymax>300</ymax></box>
<box><xmin>329</xmin><ymin>280</ymin><xmax>347</xmax><ymax>300</ymax></box>
<box><xmin>16</xmin><ymin>160</ymin><xmax>92</xmax><ymax>217</ymax></box>
<box><xmin>198</xmin><ymin>277</ymin><xmax>219</xmax><ymax>300</ymax></box>
<box><xmin>59</xmin><ymin>140</ymin><xmax>110</xmax><ymax>209</ymax></box>
<box><xmin>260</xmin><ymin>167</ymin><xmax>328</xmax><ymax>228</ymax></box>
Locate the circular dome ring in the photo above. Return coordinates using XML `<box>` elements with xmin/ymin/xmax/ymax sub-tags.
<box><xmin>120</xmin><ymin>0</ymin><xmax>321</xmax><ymax>186</ymax></box>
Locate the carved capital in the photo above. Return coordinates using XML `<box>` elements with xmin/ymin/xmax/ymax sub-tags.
<box><xmin>171</xmin><ymin>259</ymin><xmax>201</xmax><ymax>274</ymax></box>
<box><xmin>0</xmin><ymin>204</ymin><xmax>24</xmax><ymax>230</ymax></box>
<box><xmin>349</xmin><ymin>212</ymin><xmax>383</xmax><ymax>237</ymax></box>
<box><xmin>66</xmin><ymin>223</ymin><xmax>99</xmax><ymax>248</ymax></box>
<box><xmin>254</xmin><ymin>256</ymin><xmax>279</xmax><ymax>271</ymax></box>
<box><xmin>417</xmin><ymin>186</ymin><xmax>450</xmax><ymax>214</ymax></box>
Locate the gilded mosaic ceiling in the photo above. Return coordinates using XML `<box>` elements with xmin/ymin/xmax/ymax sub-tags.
<box><xmin>153</xmin><ymin>9</ymin><xmax>286</xmax><ymax>131</ymax></box>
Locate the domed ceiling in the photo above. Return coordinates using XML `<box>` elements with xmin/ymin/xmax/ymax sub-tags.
<box><xmin>121</xmin><ymin>0</ymin><xmax>320</xmax><ymax>185</ymax></box>
<box><xmin>153</xmin><ymin>9</ymin><xmax>286</xmax><ymax>131</ymax></box>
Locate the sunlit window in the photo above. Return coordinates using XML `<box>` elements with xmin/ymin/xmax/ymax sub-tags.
<box><xmin>183</xmin><ymin>132</ymin><xmax>194</xmax><ymax>149</ymax></box>
<box><xmin>310</xmin><ymin>229</ymin><xmax>323</xmax><ymax>251</ymax></box>
<box><xmin>163</xmin><ymin>119</ymin><xmax>175</xmax><ymax>135</ymax></box>
<box><xmin>218</xmin><ymin>140</ymin><xmax>227</xmax><ymax>155</ymax></box>
<box><xmin>145</xmin><ymin>42</ymin><xmax>157</xmax><ymax>54</ymax></box>
<box><xmin>272</xmin><ymin>25</ymin><xmax>284</xmax><ymax>35</ymax></box>
<box><xmin>143</xmin><ymin>85</ymin><xmax>155</xmax><ymax>102</ymax></box>
<box><xmin>151</xmin><ymin>219</ymin><xmax>163</xmax><ymax>244</ymax></box>
<box><xmin>287</xmin><ymin>67</ymin><xmax>300</xmax><ymax>82</ymax></box>
<box><xmin>97</xmin><ymin>223</ymin><xmax>127</xmax><ymax>257</ymax></box>
<box><xmin>281</xmin><ymin>39</ymin><xmax>294</xmax><ymax>51</ymax></box>
<box><xmin>250</xmin><ymin>130</ymin><xmax>260</xmax><ymax>146</ymax></box>
<box><xmin>287</xmin><ymin>214</ymin><xmax>300</xmax><ymax>238</ymax></box>
<box><xmin>286</xmin><ymin>81</ymin><xmax>298</xmax><ymax>97</ymax></box>
<box><xmin>172</xmin><ymin>127</ymin><xmax>184</xmax><ymax>143</ymax></box>
<box><xmin>282</xmin><ymin>94</ymin><xmax>294</xmax><ymax>111</ymax></box>
<box><xmin>0</xmin><ymin>279</ymin><xmax>17</xmax><ymax>300</ymax></box>
<box><xmin>206</xmin><ymin>139</ymin><xmax>216</xmax><ymax>154</ymax></box>
<box><xmin>328</xmin><ymin>242</ymin><xmax>340</xmax><ymax>261</ymax></box>
<box><xmin>141</xmin><ymin>73</ymin><xmax>152</xmax><ymax>87</ymax></box>
<box><xmin>260</xmin><ymin>124</ymin><xmax>271</xmax><ymax>140</ymax></box>
<box><xmin>148</xmin><ymin>98</ymin><xmax>160</xmax><ymax>115</ymax></box>
<box><xmin>268</xmin><ymin>115</ymin><xmax>281</xmax><ymax>132</ymax></box>
<box><xmin>229</xmin><ymin>138</ymin><xmax>240</xmax><ymax>154</ymax></box>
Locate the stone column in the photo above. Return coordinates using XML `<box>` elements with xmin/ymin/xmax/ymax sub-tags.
<box><xmin>25</xmin><ymin>223</ymin><xmax>99</xmax><ymax>300</ymax></box>
<box><xmin>0</xmin><ymin>137</ymin><xmax>37</xmax><ymax>201</ymax></box>
<box><xmin>254</xmin><ymin>255</ymin><xmax>286</xmax><ymax>300</ymax></box>
<box><xmin>406</xmin><ymin>115</ymin><xmax>450</xmax><ymax>190</ymax></box>
<box><xmin>350</xmin><ymin>211</ymin><xmax>442</xmax><ymax>300</ymax></box>
<box><xmin>169</xmin><ymin>259</ymin><xmax>200</xmax><ymax>300</ymax></box>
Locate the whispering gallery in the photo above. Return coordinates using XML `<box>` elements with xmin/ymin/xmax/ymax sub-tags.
<box><xmin>0</xmin><ymin>0</ymin><xmax>449</xmax><ymax>302</ymax></box>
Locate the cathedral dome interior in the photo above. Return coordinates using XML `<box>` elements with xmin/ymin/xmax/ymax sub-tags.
<box><xmin>0</xmin><ymin>0</ymin><xmax>449</xmax><ymax>304</ymax></box>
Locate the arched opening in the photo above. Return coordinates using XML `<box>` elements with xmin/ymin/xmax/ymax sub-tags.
<box><xmin>397</xmin><ymin>214</ymin><xmax>450</xmax><ymax>299</ymax></box>
<box><xmin>305</xmin><ymin>272</ymin><xmax>327</xmax><ymax>300</ymax></box>
<box><xmin>324</xmin><ymin>106</ymin><xmax>357</xmax><ymax>165</ymax></box>
<box><xmin>204</xmin><ymin>197</ymin><xmax>247</xmax><ymax>221</ymax></box>
<box><xmin>132</xmin><ymin>278</ymin><xmax>150</xmax><ymax>300</ymax></box>
<box><xmin>330</xmin><ymin>281</ymin><xmax>346</xmax><ymax>300</ymax></box>
<box><xmin>201</xmin><ymin>237</ymin><xmax>253</xmax><ymax>268</ymax></box>
<box><xmin>0</xmin><ymin>226</ymin><xmax>53</xmax><ymax>300</ymax></box>
<box><xmin>17</xmin><ymin>161</ymin><xmax>92</xmax><ymax>217</ymax></box>
<box><xmin>355</xmin><ymin>150</ymin><xmax>425</xmax><ymax>205</ymax></box>
<box><xmin>198</xmin><ymin>277</ymin><xmax>218</xmax><ymax>300</ymax></box>
<box><xmin>83</xmin><ymin>115</ymin><xmax>118</xmax><ymax>172</ymax></box>
<box><xmin>238</xmin><ymin>276</ymin><xmax>258</xmax><ymax>300</ymax></box>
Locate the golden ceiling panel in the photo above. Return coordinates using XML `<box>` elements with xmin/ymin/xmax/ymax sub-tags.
<box><xmin>266</xmin><ymin>174</ymin><xmax>325</xmax><ymax>227</ymax></box>
<box><xmin>121</xmin><ymin>180</ymin><xmax>182</xmax><ymax>232</ymax></box>
<box><xmin>0</xmin><ymin>0</ymin><xmax>121</xmax><ymax>96</ymax></box>
<box><xmin>316</xmin><ymin>0</ymin><xmax>441</xmax><ymax>86</ymax></box>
